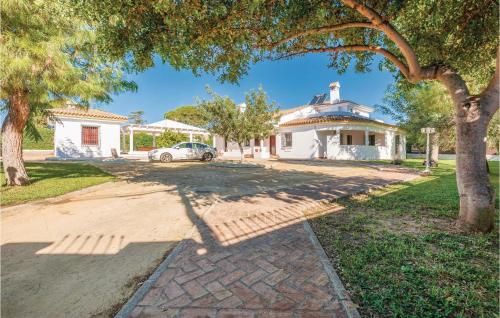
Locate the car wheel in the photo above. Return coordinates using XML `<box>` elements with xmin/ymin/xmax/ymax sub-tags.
<box><xmin>160</xmin><ymin>153</ymin><xmax>173</xmax><ymax>163</ymax></box>
<box><xmin>202</xmin><ymin>152</ymin><xmax>213</xmax><ymax>161</ymax></box>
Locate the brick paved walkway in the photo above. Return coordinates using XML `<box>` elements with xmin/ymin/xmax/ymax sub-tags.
<box><xmin>120</xmin><ymin>177</ymin><xmax>416</xmax><ymax>318</ymax></box>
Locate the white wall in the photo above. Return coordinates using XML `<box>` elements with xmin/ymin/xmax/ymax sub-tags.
<box><xmin>277</xmin><ymin>126</ymin><xmax>319</xmax><ymax>159</ymax></box>
<box><xmin>277</xmin><ymin>123</ymin><xmax>405</xmax><ymax>160</ymax></box>
<box><xmin>54</xmin><ymin>117</ymin><xmax>122</xmax><ymax>158</ymax></box>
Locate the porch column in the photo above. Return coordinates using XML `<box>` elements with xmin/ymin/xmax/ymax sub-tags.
<box><xmin>152</xmin><ymin>134</ymin><xmax>156</xmax><ymax>148</ymax></box>
<box><xmin>365</xmin><ymin>130</ymin><xmax>369</xmax><ymax>145</ymax></box>
<box><xmin>189</xmin><ymin>132</ymin><xmax>193</xmax><ymax>142</ymax></box>
<box><xmin>121</xmin><ymin>129</ymin><xmax>126</xmax><ymax>153</ymax></box>
<box><xmin>129</xmin><ymin>128</ymin><xmax>134</xmax><ymax>153</ymax></box>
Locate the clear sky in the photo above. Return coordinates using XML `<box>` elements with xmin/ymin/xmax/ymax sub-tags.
<box><xmin>102</xmin><ymin>53</ymin><xmax>396</xmax><ymax>124</ymax></box>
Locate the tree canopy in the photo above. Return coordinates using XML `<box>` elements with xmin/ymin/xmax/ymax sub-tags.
<box><xmin>199</xmin><ymin>87</ymin><xmax>277</xmax><ymax>161</ymax></box>
<box><xmin>128</xmin><ymin>110</ymin><xmax>146</xmax><ymax>125</ymax></box>
<box><xmin>156</xmin><ymin>130</ymin><xmax>189</xmax><ymax>148</ymax></box>
<box><xmin>164</xmin><ymin>105</ymin><xmax>208</xmax><ymax>127</ymax></box>
<box><xmin>1</xmin><ymin>0</ymin><xmax>135</xmax><ymax>137</ymax></box>
<box><xmin>80</xmin><ymin>0</ymin><xmax>497</xmax><ymax>88</ymax></box>
<box><xmin>380</xmin><ymin>81</ymin><xmax>455</xmax><ymax>153</ymax></box>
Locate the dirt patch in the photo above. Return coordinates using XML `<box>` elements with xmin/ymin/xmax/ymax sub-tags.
<box><xmin>1</xmin><ymin>181</ymin><xmax>195</xmax><ymax>318</ymax></box>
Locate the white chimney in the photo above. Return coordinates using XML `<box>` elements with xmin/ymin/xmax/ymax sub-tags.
<box><xmin>329</xmin><ymin>82</ymin><xmax>341</xmax><ymax>104</ymax></box>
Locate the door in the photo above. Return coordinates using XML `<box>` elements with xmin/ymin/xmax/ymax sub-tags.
<box><xmin>176</xmin><ymin>142</ymin><xmax>194</xmax><ymax>159</ymax></box>
<box><xmin>193</xmin><ymin>143</ymin><xmax>206</xmax><ymax>159</ymax></box>
<box><xmin>269</xmin><ymin>135</ymin><xmax>276</xmax><ymax>155</ymax></box>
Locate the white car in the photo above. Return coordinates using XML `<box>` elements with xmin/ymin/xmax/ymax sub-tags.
<box><xmin>148</xmin><ymin>142</ymin><xmax>217</xmax><ymax>163</ymax></box>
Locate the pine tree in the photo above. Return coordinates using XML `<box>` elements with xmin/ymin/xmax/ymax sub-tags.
<box><xmin>1</xmin><ymin>0</ymin><xmax>135</xmax><ymax>185</ymax></box>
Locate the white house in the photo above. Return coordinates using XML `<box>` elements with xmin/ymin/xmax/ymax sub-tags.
<box><xmin>50</xmin><ymin>107</ymin><xmax>127</xmax><ymax>158</ymax></box>
<box><xmin>215</xmin><ymin>81</ymin><xmax>406</xmax><ymax>161</ymax></box>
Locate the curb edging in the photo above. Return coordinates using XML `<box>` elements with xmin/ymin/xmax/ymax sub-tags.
<box><xmin>302</xmin><ymin>220</ymin><xmax>361</xmax><ymax>318</ymax></box>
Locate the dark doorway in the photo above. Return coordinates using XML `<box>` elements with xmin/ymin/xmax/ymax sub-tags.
<box><xmin>269</xmin><ymin>135</ymin><xmax>276</xmax><ymax>155</ymax></box>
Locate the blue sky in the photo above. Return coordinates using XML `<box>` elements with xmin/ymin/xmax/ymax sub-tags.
<box><xmin>102</xmin><ymin>54</ymin><xmax>396</xmax><ymax>124</ymax></box>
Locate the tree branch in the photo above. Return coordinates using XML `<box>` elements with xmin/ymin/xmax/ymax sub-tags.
<box><xmin>340</xmin><ymin>0</ymin><xmax>422</xmax><ymax>80</ymax></box>
<box><xmin>275</xmin><ymin>45</ymin><xmax>410</xmax><ymax>79</ymax></box>
<box><xmin>480</xmin><ymin>47</ymin><xmax>499</xmax><ymax>119</ymax></box>
<box><xmin>268</xmin><ymin>22</ymin><xmax>377</xmax><ymax>48</ymax></box>
<box><xmin>419</xmin><ymin>65</ymin><xmax>471</xmax><ymax>107</ymax></box>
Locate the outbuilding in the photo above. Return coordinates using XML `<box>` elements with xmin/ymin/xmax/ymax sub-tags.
<box><xmin>50</xmin><ymin>107</ymin><xmax>127</xmax><ymax>158</ymax></box>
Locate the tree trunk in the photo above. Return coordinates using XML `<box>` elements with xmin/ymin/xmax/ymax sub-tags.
<box><xmin>430</xmin><ymin>133</ymin><xmax>440</xmax><ymax>164</ymax></box>
<box><xmin>2</xmin><ymin>90</ymin><xmax>31</xmax><ymax>186</ymax></box>
<box><xmin>238</xmin><ymin>143</ymin><xmax>244</xmax><ymax>163</ymax></box>
<box><xmin>454</xmin><ymin>106</ymin><xmax>495</xmax><ymax>232</ymax></box>
<box><xmin>434</xmin><ymin>65</ymin><xmax>497</xmax><ymax>233</ymax></box>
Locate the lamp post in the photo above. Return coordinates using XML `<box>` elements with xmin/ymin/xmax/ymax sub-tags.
<box><xmin>421</xmin><ymin>127</ymin><xmax>436</xmax><ymax>175</ymax></box>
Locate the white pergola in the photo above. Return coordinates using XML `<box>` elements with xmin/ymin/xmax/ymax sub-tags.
<box><xmin>122</xmin><ymin>119</ymin><xmax>210</xmax><ymax>153</ymax></box>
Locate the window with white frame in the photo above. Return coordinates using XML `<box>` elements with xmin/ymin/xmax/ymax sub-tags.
<box><xmin>281</xmin><ymin>133</ymin><xmax>292</xmax><ymax>148</ymax></box>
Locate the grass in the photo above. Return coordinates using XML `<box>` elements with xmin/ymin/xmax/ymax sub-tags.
<box><xmin>23</xmin><ymin>126</ymin><xmax>54</xmax><ymax>150</ymax></box>
<box><xmin>1</xmin><ymin>162</ymin><xmax>114</xmax><ymax>206</ymax></box>
<box><xmin>307</xmin><ymin>159</ymin><xmax>499</xmax><ymax>318</ymax></box>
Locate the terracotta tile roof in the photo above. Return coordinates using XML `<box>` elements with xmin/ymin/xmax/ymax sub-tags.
<box><xmin>49</xmin><ymin>107</ymin><xmax>128</xmax><ymax>122</ymax></box>
<box><xmin>280</xmin><ymin>114</ymin><xmax>401</xmax><ymax>129</ymax></box>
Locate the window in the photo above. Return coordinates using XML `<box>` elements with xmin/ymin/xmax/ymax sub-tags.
<box><xmin>369</xmin><ymin>135</ymin><xmax>376</xmax><ymax>146</ymax></box>
<box><xmin>281</xmin><ymin>133</ymin><xmax>292</xmax><ymax>148</ymax></box>
<box><xmin>346</xmin><ymin>135</ymin><xmax>353</xmax><ymax>145</ymax></box>
<box><xmin>176</xmin><ymin>143</ymin><xmax>192</xmax><ymax>149</ymax></box>
<box><xmin>195</xmin><ymin>143</ymin><xmax>207</xmax><ymax>149</ymax></box>
<box><xmin>81</xmin><ymin>126</ymin><xmax>99</xmax><ymax>146</ymax></box>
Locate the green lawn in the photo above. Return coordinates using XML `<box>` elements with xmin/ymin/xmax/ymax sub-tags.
<box><xmin>1</xmin><ymin>162</ymin><xmax>114</xmax><ymax>206</ymax></box>
<box><xmin>308</xmin><ymin>159</ymin><xmax>499</xmax><ymax>318</ymax></box>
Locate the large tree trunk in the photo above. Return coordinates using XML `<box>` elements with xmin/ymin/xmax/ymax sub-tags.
<box><xmin>430</xmin><ymin>133</ymin><xmax>440</xmax><ymax>164</ymax></box>
<box><xmin>434</xmin><ymin>65</ymin><xmax>497</xmax><ymax>233</ymax></box>
<box><xmin>2</xmin><ymin>90</ymin><xmax>30</xmax><ymax>186</ymax></box>
<box><xmin>455</xmin><ymin>107</ymin><xmax>495</xmax><ymax>232</ymax></box>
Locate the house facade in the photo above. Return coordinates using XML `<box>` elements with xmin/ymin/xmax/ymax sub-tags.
<box><xmin>216</xmin><ymin>82</ymin><xmax>406</xmax><ymax>161</ymax></box>
<box><xmin>50</xmin><ymin>107</ymin><xmax>127</xmax><ymax>158</ymax></box>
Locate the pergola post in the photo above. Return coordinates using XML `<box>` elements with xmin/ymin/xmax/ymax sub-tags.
<box><xmin>129</xmin><ymin>128</ymin><xmax>134</xmax><ymax>153</ymax></box>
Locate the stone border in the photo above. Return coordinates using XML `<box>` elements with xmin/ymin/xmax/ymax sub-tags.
<box><xmin>302</xmin><ymin>220</ymin><xmax>361</xmax><ymax>318</ymax></box>
<box><xmin>114</xmin><ymin>240</ymin><xmax>188</xmax><ymax>318</ymax></box>
<box><xmin>114</xmin><ymin>201</ymin><xmax>217</xmax><ymax>318</ymax></box>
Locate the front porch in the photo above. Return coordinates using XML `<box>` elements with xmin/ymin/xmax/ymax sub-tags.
<box><xmin>213</xmin><ymin>135</ymin><xmax>277</xmax><ymax>159</ymax></box>
<box><xmin>316</xmin><ymin>128</ymin><xmax>403</xmax><ymax>160</ymax></box>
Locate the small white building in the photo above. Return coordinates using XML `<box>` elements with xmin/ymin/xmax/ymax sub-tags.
<box><xmin>50</xmin><ymin>107</ymin><xmax>127</xmax><ymax>158</ymax></box>
<box><xmin>215</xmin><ymin>81</ymin><xmax>406</xmax><ymax>161</ymax></box>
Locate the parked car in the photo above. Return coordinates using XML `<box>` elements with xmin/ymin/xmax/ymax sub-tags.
<box><xmin>148</xmin><ymin>142</ymin><xmax>217</xmax><ymax>163</ymax></box>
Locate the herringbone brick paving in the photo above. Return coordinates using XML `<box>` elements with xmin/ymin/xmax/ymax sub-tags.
<box><xmin>126</xmin><ymin>175</ymin><xmax>416</xmax><ymax>318</ymax></box>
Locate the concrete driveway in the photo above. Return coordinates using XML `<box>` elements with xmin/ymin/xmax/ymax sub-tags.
<box><xmin>1</xmin><ymin>159</ymin><xmax>417</xmax><ymax>318</ymax></box>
